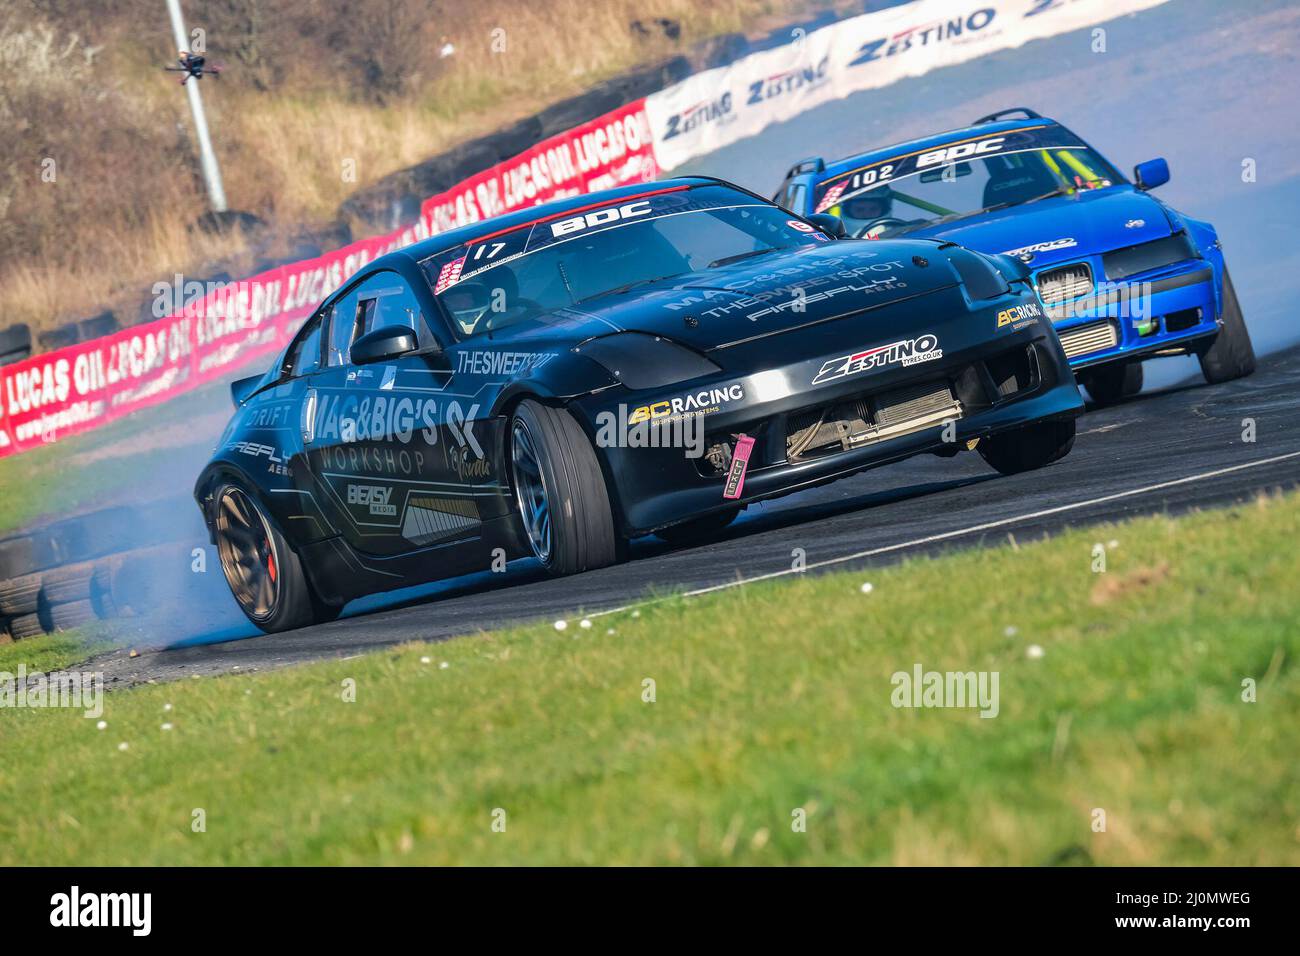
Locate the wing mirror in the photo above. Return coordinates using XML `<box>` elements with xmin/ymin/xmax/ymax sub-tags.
<box><xmin>1133</xmin><ymin>157</ymin><xmax>1169</xmax><ymax>190</ymax></box>
<box><xmin>350</xmin><ymin>325</ymin><xmax>418</xmax><ymax>365</ymax></box>
<box><xmin>806</xmin><ymin>213</ymin><xmax>847</xmax><ymax>239</ymax></box>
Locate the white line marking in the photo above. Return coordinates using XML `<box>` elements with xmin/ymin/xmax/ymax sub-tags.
<box><xmin>588</xmin><ymin>451</ymin><xmax>1300</xmax><ymax>619</ymax></box>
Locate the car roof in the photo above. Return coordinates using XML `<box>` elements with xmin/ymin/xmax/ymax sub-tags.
<box><xmin>384</xmin><ymin>175</ymin><xmax>739</xmax><ymax>268</ymax></box>
<box><xmin>817</xmin><ymin>116</ymin><xmax>1063</xmax><ymax>180</ymax></box>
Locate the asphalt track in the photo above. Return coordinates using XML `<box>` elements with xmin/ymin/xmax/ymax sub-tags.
<box><xmin>92</xmin><ymin>343</ymin><xmax>1300</xmax><ymax>685</ymax></box>
<box><xmin>87</xmin><ymin>0</ymin><xmax>1300</xmax><ymax>685</ymax></box>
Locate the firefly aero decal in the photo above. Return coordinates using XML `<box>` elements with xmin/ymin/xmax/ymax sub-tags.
<box><xmin>812</xmin><ymin>334</ymin><xmax>942</xmax><ymax>385</ymax></box>
<box><xmin>723</xmin><ymin>434</ymin><xmax>756</xmax><ymax>500</ymax></box>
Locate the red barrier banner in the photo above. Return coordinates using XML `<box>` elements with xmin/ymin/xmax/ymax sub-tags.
<box><xmin>0</xmin><ymin>97</ymin><xmax>659</xmax><ymax>461</ymax></box>
<box><xmin>419</xmin><ymin>98</ymin><xmax>658</xmax><ymax>235</ymax></box>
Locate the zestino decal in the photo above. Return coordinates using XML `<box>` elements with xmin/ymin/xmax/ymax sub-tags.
<box><xmin>629</xmin><ymin>383</ymin><xmax>745</xmax><ymax>424</ymax></box>
<box><xmin>662</xmin><ymin>92</ymin><xmax>733</xmax><ymax>141</ymax></box>
<box><xmin>1002</xmin><ymin>237</ymin><xmax>1078</xmax><ymax>258</ymax></box>
<box><xmin>848</xmin><ymin>7</ymin><xmax>997</xmax><ymax>67</ymax></box>
<box><xmin>812</xmin><ymin>334</ymin><xmax>943</xmax><ymax>385</ymax></box>
<box><xmin>746</xmin><ymin>56</ymin><xmax>830</xmax><ymax>105</ymax></box>
<box><xmin>996</xmin><ymin>301</ymin><xmax>1043</xmax><ymax>329</ymax></box>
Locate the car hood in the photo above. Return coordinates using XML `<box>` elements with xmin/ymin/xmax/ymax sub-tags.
<box><xmin>905</xmin><ymin>186</ymin><xmax>1175</xmax><ymax>268</ymax></box>
<box><xmin>490</xmin><ymin>241</ymin><xmax>961</xmax><ymax>353</ymax></box>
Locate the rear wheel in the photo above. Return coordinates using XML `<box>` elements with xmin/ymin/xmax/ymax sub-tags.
<box><xmin>978</xmin><ymin>418</ymin><xmax>1076</xmax><ymax>476</ymax></box>
<box><xmin>1198</xmin><ymin>267</ymin><xmax>1256</xmax><ymax>384</ymax></box>
<box><xmin>656</xmin><ymin>507</ymin><xmax>743</xmax><ymax>545</ymax></box>
<box><xmin>1081</xmin><ymin>362</ymin><xmax>1143</xmax><ymax>406</ymax></box>
<box><xmin>213</xmin><ymin>483</ymin><xmax>339</xmax><ymax>633</ymax></box>
<box><xmin>510</xmin><ymin>400</ymin><xmax>619</xmax><ymax>575</ymax></box>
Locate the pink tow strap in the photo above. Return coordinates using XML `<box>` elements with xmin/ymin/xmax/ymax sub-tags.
<box><xmin>723</xmin><ymin>434</ymin><xmax>756</xmax><ymax>500</ymax></box>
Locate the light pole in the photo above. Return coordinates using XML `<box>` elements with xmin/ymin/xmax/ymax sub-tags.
<box><xmin>165</xmin><ymin>0</ymin><xmax>227</xmax><ymax>212</ymax></box>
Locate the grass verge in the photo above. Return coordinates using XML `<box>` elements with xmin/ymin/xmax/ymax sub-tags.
<box><xmin>1</xmin><ymin>493</ymin><xmax>1297</xmax><ymax>865</ymax></box>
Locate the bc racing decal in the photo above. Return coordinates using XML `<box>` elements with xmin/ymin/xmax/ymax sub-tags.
<box><xmin>996</xmin><ymin>301</ymin><xmax>1042</xmax><ymax>330</ymax></box>
<box><xmin>629</xmin><ymin>383</ymin><xmax>744</xmax><ymax>425</ymax></box>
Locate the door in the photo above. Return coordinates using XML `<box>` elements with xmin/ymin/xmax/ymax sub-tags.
<box><xmin>299</xmin><ymin>269</ymin><xmax>506</xmax><ymax>560</ymax></box>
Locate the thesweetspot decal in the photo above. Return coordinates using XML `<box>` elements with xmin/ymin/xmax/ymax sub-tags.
<box><xmin>812</xmin><ymin>334</ymin><xmax>943</xmax><ymax>385</ymax></box>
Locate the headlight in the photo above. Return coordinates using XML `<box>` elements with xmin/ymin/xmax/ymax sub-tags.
<box><xmin>1103</xmin><ymin>230</ymin><xmax>1198</xmax><ymax>281</ymax></box>
<box><xmin>575</xmin><ymin>332</ymin><xmax>720</xmax><ymax>390</ymax></box>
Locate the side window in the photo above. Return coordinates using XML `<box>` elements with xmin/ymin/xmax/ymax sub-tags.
<box><xmin>326</xmin><ymin>290</ymin><xmax>362</xmax><ymax>367</ymax></box>
<box><xmin>284</xmin><ymin>311</ymin><xmax>324</xmax><ymax>377</ymax></box>
<box><xmin>783</xmin><ymin>182</ymin><xmax>807</xmax><ymax>212</ymax></box>
<box><xmin>360</xmin><ymin>273</ymin><xmax>425</xmax><ymax>336</ymax></box>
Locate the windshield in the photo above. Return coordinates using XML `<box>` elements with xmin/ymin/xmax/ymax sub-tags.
<box><xmin>813</xmin><ymin>125</ymin><xmax>1123</xmax><ymax>239</ymax></box>
<box><xmin>419</xmin><ymin>184</ymin><xmax>828</xmax><ymax>339</ymax></box>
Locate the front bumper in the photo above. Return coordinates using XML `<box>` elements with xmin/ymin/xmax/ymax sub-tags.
<box><xmin>573</xmin><ymin>306</ymin><xmax>1083</xmax><ymax>535</ymax></box>
<box><xmin>1043</xmin><ymin>259</ymin><xmax>1220</xmax><ymax>373</ymax></box>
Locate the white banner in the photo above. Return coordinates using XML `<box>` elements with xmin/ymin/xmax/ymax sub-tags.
<box><xmin>646</xmin><ymin>0</ymin><xmax>1174</xmax><ymax>171</ymax></box>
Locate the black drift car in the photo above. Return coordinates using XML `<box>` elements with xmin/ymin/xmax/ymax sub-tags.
<box><xmin>196</xmin><ymin>177</ymin><xmax>1084</xmax><ymax>632</ymax></box>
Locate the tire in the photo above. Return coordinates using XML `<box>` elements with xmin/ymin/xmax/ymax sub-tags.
<box><xmin>0</xmin><ymin>573</ymin><xmax>43</xmax><ymax>616</ymax></box>
<box><xmin>0</xmin><ymin>531</ymin><xmax>59</xmax><ymax>579</ymax></box>
<box><xmin>47</xmin><ymin>598</ymin><xmax>96</xmax><ymax>632</ymax></box>
<box><xmin>90</xmin><ymin>561</ymin><xmax>118</xmax><ymax>619</ymax></box>
<box><xmin>978</xmin><ymin>418</ymin><xmax>1077</xmax><ymax>476</ymax></box>
<box><xmin>1199</xmin><ymin>267</ymin><xmax>1256</xmax><ymax>384</ymax></box>
<box><xmin>1081</xmin><ymin>362</ymin><xmax>1143</xmax><ymax>406</ymax></box>
<box><xmin>9</xmin><ymin>612</ymin><xmax>46</xmax><ymax>640</ymax></box>
<box><xmin>510</xmin><ymin>400</ymin><xmax>619</xmax><ymax>575</ymax></box>
<box><xmin>42</xmin><ymin>562</ymin><xmax>95</xmax><ymax>604</ymax></box>
<box><xmin>211</xmin><ymin>483</ymin><xmax>332</xmax><ymax>633</ymax></box>
<box><xmin>0</xmin><ymin>323</ymin><xmax>31</xmax><ymax>355</ymax></box>
<box><xmin>656</xmin><ymin>507</ymin><xmax>743</xmax><ymax>544</ymax></box>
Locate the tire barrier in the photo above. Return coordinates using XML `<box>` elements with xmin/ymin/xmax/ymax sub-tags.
<box><xmin>0</xmin><ymin>502</ymin><xmax>196</xmax><ymax>639</ymax></box>
<box><xmin>0</xmin><ymin>323</ymin><xmax>32</xmax><ymax>367</ymax></box>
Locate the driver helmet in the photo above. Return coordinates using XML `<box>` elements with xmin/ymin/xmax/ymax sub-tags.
<box><xmin>441</xmin><ymin>279</ymin><xmax>492</xmax><ymax>335</ymax></box>
<box><xmin>838</xmin><ymin>185</ymin><xmax>894</xmax><ymax>232</ymax></box>
<box><xmin>441</xmin><ymin>266</ymin><xmax>519</xmax><ymax>335</ymax></box>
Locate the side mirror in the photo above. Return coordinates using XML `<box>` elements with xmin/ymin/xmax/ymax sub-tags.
<box><xmin>806</xmin><ymin>213</ymin><xmax>847</xmax><ymax>239</ymax></box>
<box><xmin>1133</xmin><ymin>158</ymin><xmax>1169</xmax><ymax>190</ymax></box>
<box><xmin>350</xmin><ymin>325</ymin><xmax>418</xmax><ymax>365</ymax></box>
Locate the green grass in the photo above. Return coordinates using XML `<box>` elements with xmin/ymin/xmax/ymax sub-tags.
<box><xmin>0</xmin><ymin>630</ymin><xmax>110</xmax><ymax>675</ymax></box>
<box><xmin>2</xmin><ymin>493</ymin><xmax>1297</xmax><ymax>866</ymax></box>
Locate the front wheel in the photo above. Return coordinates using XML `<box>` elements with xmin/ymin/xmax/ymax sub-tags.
<box><xmin>978</xmin><ymin>418</ymin><xmax>1076</xmax><ymax>476</ymax></box>
<box><xmin>213</xmin><ymin>483</ymin><xmax>340</xmax><ymax>633</ymax></box>
<box><xmin>1198</xmin><ymin>267</ymin><xmax>1256</xmax><ymax>384</ymax></box>
<box><xmin>510</xmin><ymin>400</ymin><xmax>620</xmax><ymax>575</ymax></box>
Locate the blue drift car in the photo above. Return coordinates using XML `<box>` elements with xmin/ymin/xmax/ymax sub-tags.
<box><xmin>776</xmin><ymin>109</ymin><xmax>1256</xmax><ymax>404</ymax></box>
